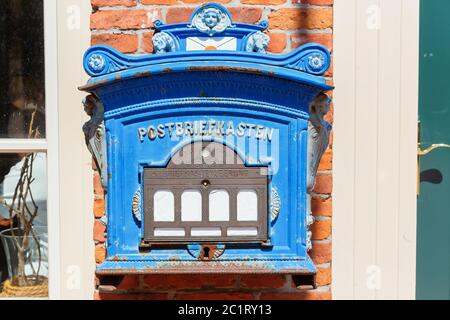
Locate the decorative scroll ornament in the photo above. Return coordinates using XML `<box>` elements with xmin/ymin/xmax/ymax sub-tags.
<box><xmin>88</xmin><ymin>54</ymin><xmax>106</xmax><ymax>71</ymax></box>
<box><xmin>270</xmin><ymin>187</ymin><xmax>281</xmax><ymax>223</ymax></box>
<box><xmin>245</xmin><ymin>31</ymin><xmax>270</xmax><ymax>54</ymax></box>
<box><xmin>153</xmin><ymin>32</ymin><xmax>176</xmax><ymax>54</ymax></box>
<box><xmin>286</xmin><ymin>47</ymin><xmax>330</xmax><ymax>75</ymax></box>
<box><xmin>82</xmin><ymin>95</ymin><xmax>108</xmax><ymax>191</ymax></box>
<box><xmin>132</xmin><ymin>186</ymin><xmax>142</xmax><ymax>222</ymax></box>
<box><xmin>82</xmin><ymin>43</ymin><xmax>331</xmax><ymax>78</ymax></box>
<box><xmin>308</xmin><ymin>54</ymin><xmax>325</xmax><ymax>71</ymax></box>
<box><xmin>85</xmin><ymin>50</ymin><xmax>126</xmax><ymax>76</ymax></box>
<box><xmin>307</xmin><ymin>93</ymin><xmax>332</xmax><ymax>192</ymax></box>
<box><xmin>189</xmin><ymin>4</ymin><xmax>232</xmax><ymax>36</ymax></box>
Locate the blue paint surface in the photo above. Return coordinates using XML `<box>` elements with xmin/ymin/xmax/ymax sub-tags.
<box><xmin>80</xmin><ymin>3</ymin><xmax>332</xmax><ymax>275</ymax></box>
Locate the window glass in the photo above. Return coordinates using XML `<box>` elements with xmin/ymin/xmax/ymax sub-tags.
<box><xmin>0</xmin><ymin>152</ymin><xmax>48</xmax><ymax>297</ymax></box>
<box><xmin>0</xmin><ymin>0</ymin><xmax>46</xmax><ymax>139</ymax></box>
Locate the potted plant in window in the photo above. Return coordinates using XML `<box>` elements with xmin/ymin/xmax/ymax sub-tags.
<box><xmin>0</xmin><ymin>110</ymin><xmax>48</xmax><ymax>297</ymax></box>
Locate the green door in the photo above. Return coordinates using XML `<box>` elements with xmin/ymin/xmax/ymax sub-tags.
<box><xmin>417</xmin><ymin>0</ymin><xmax>450</xmax><ymax>300</ymax></box>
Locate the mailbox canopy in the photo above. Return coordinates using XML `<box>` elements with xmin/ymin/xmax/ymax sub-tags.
<box><xmin>80</xmin><ymin>3</ymin><xmax>332</xmax><ymax>279</ymax></box>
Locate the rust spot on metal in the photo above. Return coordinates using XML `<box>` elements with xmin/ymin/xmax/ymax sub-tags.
<box><xmin>162</xmin><ymin>68</ymin><xmax>173</xmax><ymax>73</ymax></box>
<box><xmin>187</xmin><ymin>66</ymin><xmax>264</xmax><ymax>74</ymax></box>
<box><xmin>168</xmin><ymin>256</ymin><xmax>181</xmax><ymax>261</ymax></box>
<box><xmin>78</xmin><ymin>79</ymin><xmax>109</xmax><ymax>91</ymax></box>
<box><xmin>95</xmin><ymin>263</ymin><xmax>316</xmax><ymax>275</ymax></box>
<box><xmin>133</xmin><ymin>71</ymin><xmax>152</xmax><ymax>78</ymax></box>
<box><xmin>115</xmin><ymin>75</ymin><xmax>122</xmax><ymax>81</ymax></box>
<box><xmin>154</xmin><ymin>261</ymin><xmax>277</xmax><ymax>274</ymax></box>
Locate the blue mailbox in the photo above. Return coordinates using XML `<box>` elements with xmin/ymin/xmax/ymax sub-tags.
<box><xmin>80</xmin><ymin>3</ymin><xmax>332</xmax><ymax>287</ymax></box>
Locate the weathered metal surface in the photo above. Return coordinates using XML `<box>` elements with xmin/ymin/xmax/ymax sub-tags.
<box><xmin>79</xmin><ymin>48</ymin><xmax>332</xmax><ymax>91</ymax></box>
<box><xmin>95</xmin><ymin>259</ymin><xmax>317</xmax><ymax>275</ymax></box>
<box><xmin>80</xmin><ymin>3</ymin><xmax>333</xmax><ymax>278</ymax></box>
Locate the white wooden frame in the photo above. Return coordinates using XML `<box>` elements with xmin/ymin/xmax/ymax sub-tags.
<box><xmin>55</xmin><ymin>0</ymin><xmax>94</xmax><ymax>300</ymax></box>
<box><xmin>333</xmin><ymin>0</ymin><xmax>419</xmax><ymax>299</ymax></box>
<box><xmin>0</xmin><ymin>0</ymin><xmax>60</xmax><ymax>299</ymax></box>
<box><xmin>44</xmin><ymin>0</ymin><xmax>61</xmax><ymax>299</ymax></box>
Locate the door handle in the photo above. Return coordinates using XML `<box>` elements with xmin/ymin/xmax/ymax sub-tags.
<box><xmin>417</xmin><ymin>121</ymin><xmax>450</xmax><ymax>195</ymax></box>
<box><xmin>418</xmin><ymin>143</ymin><xmax>450</xmax><ymax>156</ymax></box>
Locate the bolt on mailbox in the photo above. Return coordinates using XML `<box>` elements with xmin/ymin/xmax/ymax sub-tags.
<box><xmin>80</xmin><ymin>3</ymin><xmax>333</xmax><ymax>288</ymax></box>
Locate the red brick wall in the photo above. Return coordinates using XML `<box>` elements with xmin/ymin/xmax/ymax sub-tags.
<box><xmin>91</xmin><ymin>0</ymin><xmax>333</xmax><ymax>300</ymax></box>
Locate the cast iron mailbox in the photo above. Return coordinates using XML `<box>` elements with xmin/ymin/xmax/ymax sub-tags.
<box><xmin>80</xmin><ymin>3</ymin><xmax>332</xmax><ymax>287</ymax></box>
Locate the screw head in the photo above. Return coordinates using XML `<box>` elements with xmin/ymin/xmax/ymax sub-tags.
<box><xmin>202</xmin><ymin>180</ymin><xmax>210</xmax><ymax>188</ymax></box>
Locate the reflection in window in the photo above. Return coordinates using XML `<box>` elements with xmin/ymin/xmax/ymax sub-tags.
<box><xmin>0</xmin><ymin>0</ymin><xmax>46</xmax><ymax>138</ymax></box>
<box><xmin>154</xmin><ymin>191</ymin><xmax>175</xmax><ymax>222</ymax></box>
<box><xmin>0</xmin><ymin>153</ymin><xmax>48</xmax><ymax>297</ymax></box>
<box><xmin>209</xmin><ymin>190</ymin><xmax>229</xmax><ymax>221</ymax></box>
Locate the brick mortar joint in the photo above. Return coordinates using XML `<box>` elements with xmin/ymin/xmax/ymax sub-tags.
<box><xmin>313</xmin><ymin>216</ymin><xmax>332</xmax><ymax>221</ymax></box>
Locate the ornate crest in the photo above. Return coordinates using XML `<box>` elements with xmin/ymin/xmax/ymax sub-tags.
<box><xmin>188</xmin><ymin>3</ymin><xmax>233</xmax><ymax>36</ymax></box>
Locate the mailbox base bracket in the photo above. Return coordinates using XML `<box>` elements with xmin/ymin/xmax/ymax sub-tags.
<box><xmin>95</xmin><ymin>257</ymin><xmax>316</xmax><ymax>276</ymax></box>
<box><xmin>94</xmin><ymin>260</ymin><xmax>317</xmax><ymax>291</ymax></box>
<box><xmin>292</xmin><ymin>274</ymin><xmax>317</xmax><ymax>290</ymax></box>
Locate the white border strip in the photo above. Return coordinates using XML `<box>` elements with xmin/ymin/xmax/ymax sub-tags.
<box><xmin>44</xmin><ymin>0</ymin><xmax>61</xmax><ymax>300</ymax></box>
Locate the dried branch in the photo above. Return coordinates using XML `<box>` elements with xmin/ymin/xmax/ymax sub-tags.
<box><xmin>1</xmin><ymin>107</ymin><xmax>43</xmax><ymax>286</ymax></box>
